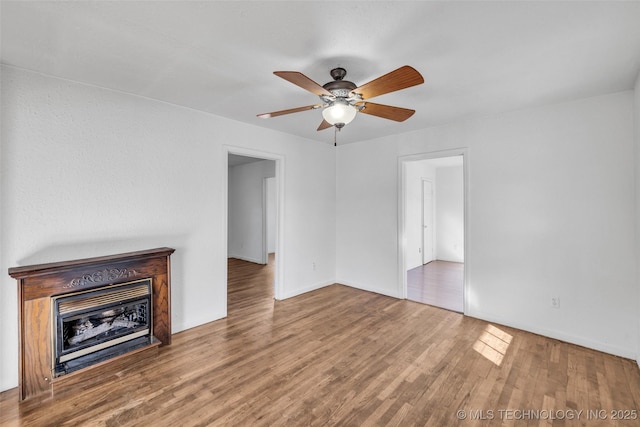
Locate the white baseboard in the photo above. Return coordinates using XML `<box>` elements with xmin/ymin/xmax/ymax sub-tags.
<box><xmin>435</xmin><ymin>257</ymin><xmax>464</xmax><ymax>263</ymax></box>
<box><xmin>467</xmin><ymin>309</ymin><xmax>636</xmax><ymax>360</ymax></box>
<box><xmin>336</xmin><ymin>279</ymin><xmax>402</xmax><ymax>299</ymax></box>
<box><xmin>279</xmin><ymin>280</ymin><xmax>334</xmax><ymax>300</ymax></box>
<box><xmin>172</xmin><ymin>310</ymin><xmax>226</xmax><ymax>334</ymax></box>
<box><xmin>227</xmin><ymin>254</ymin><xmax>265</xmax><ymax>265</ymax></box>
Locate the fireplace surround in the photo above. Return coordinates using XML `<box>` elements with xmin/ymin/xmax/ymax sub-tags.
<box><xmin>8</xmin><ymin>247</ymin><xmax>174</xmax><ymax>401</ymax></box>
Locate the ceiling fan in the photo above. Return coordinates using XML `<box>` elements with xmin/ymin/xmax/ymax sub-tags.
<box><xmin>257</xmin><ymin>65</ymin><xmax>424</xmax><ymax>138</ymax></box>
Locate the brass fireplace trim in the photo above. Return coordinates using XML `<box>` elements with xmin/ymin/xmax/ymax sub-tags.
<box><xmin>54</xmin><ymin>279</ymin><xmax>152</xmax><ymax>314</ymax></box>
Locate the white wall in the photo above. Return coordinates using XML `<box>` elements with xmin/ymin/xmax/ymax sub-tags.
<box><xmin>435</xmin><ymin>165</ymin><xmax>464</xmax><ymax>262</ymax></box>
<box><xmin>0</xmin><ymin>66</ymin><xmax>336</xmax><ymax>392</ymax></box>
<box><xmin>405</xmin><ymin>161</ymin><xmax>435</xmax><ymax>270</ymax></box>
<box><xmin>335</xmin><ymin>141</ymin><xmax>401</xmax><ymax>297</ymax></box>
<box><xmin>337</xmin><ymin>91</ymin><xmax>637</xmax><ymax>359</ymax></box>
<box><xmin>227</xmin><ymin>159</ymin><xmax>275</xmax><ymax>263</ymax></box>
<box><xmin>635</xmin><ymin>72</ymin><xmax>640</xmax><ymax>366</ymax></box>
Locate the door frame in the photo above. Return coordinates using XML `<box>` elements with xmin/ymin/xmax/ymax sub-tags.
<box><xmin>224</xmin><ymin>145</ymin><xmax>285</xmax><ymax>301</ymax></box>
<box><xmin>421</xmin><ymin>178</ymin><xmax>435</xmax><ymax>265</ymax></box>
<box><xmin>260</xmin><ymin>177</ymin><xmax>268</xmax><ymax>265</ymax></box>
<box><xmin>397</xmin><ymin>148</ymin><xmax>468</xmax><ymax>313</ymax></box>
<box><xmin>263</xmin><ymin>176</ymin><xmax>277</xmax><ymax>261</ymax></box>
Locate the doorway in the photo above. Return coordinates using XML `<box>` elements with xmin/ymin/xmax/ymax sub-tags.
<box><xmin>226</xmin><ymin>148</ymin><xmax>284</xmax><ymax>310</ymax></box>
<box><xmin>399</xmin><ymin>150</ymin><xmax>467</xmax><ymax>313</ymax></box>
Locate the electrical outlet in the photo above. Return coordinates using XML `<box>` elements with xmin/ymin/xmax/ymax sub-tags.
<box><xmin>312</xmin><ymin>262</ymin><xmax>316</xmax><ymax>271</ymax></box>
<box><xmin>551</xmin><ymin>297</ymin><xmax>560</xmax><ymax>308</ymax></box>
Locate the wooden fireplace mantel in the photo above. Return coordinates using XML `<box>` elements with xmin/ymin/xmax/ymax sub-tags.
<box><xmin>8</xmin><ymin>247</ymin><xmax>175</xmax><ymax>401</ymax></box>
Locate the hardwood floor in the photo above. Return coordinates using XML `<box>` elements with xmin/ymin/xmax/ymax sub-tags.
<box><xmin>2</xmin><ymin>257</ymin><xmax>640</xmax><ymax>426</ymax></box>
<box><xmin>408</xmin><ymin>261</ymin><xmax>464</xmax><ymax>312</ymax></box>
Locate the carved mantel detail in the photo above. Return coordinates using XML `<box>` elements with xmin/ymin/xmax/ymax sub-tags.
<box><xmin>65</xmin><ymin>268</ymin><xmax>139</xmax><ymax>289</ymax></box>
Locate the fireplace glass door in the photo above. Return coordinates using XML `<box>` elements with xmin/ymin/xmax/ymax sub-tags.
<box><xmin>52</xmin><ymin>279</ymin><xmax>153</xmax><ymax>376</ymax></box>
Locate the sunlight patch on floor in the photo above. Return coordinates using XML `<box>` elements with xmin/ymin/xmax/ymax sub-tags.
<box><xmin>472</xmin><ymin>324</ymin><xmax>513</xmax><ymax>366</ymax></box>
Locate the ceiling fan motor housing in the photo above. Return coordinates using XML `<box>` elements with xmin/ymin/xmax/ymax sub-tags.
<box><xmin>323</xmin><ymin>81</ymin><xmax>356</xmax><ymax>98</ymax></box>
<box><xmin>323</xmin><ymin>67</ymin><xmax>357</xmax><ymax>98</ymax></box>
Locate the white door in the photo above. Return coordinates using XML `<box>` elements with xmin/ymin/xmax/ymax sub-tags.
<box><xmin>422</xmin><ymin>179</ymin><xmax>434</xmax><ymax>264</ymax></box>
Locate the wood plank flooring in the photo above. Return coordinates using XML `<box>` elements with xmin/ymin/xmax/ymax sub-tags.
<box><xmin>407</xmin><ymin>261</ymin><xmax>464</xmax><ymax>312</ymax></box>
<box><xmin>2</xmin><ymin>257</ymin><xmax>640</xmax><ymax>426</ymax></box>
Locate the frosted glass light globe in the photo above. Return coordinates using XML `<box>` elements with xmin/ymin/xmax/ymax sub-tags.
<box><xmin>322</xmin><ymin>99</ymin><xmax>357</xmax><ymax>125</ymax></box>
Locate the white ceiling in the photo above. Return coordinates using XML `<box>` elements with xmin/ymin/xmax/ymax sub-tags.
<box><xmin>2</xmin><ymin>1</ymin><xmax>640</xmax><ymax>146</ymax></box>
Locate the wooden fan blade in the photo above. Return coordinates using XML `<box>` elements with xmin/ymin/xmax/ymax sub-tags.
<box><xmin>317</xmin><ymin>120</ymin><xmax>333</xmax><ymax>131</ymax></box>
<box><xmin>274</xmin><ymin>71</ymin><xmax>333</xmax><ymax>97</ymax></box>
<box><xmin>359</xmin><ymin>102</ymin><xmax>415</xmax><ymax>122</ymax></box>
<box><xmin>257</xmin><ymin>104</ymin><xmax>322</xmax><ymax>119</ymax></box>
<box><xmin>351</xmin><ymin>66</ymin><xmax>424</xmax><ymax>100</ymax></box>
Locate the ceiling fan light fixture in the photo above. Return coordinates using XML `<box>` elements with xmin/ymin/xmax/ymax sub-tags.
<box><xmin>322</xmin><ymin>99</ymin><xmax>357</xmax><ymax>126</ymax></box>
<box><xmin>258</xmin><ymin>66</ymin><xmax>424</xmax><ymax>138</ymax></box>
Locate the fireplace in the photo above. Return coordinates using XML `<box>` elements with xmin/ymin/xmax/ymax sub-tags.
<box><xmin>9</xmin><ymin>247</ymin><xmax>174</xmax><ymax>401</ymax></box>
<box><xmin>53</xmin><ymin>279</ymin><xmax>154</xmax><ymax>377</ymax></box>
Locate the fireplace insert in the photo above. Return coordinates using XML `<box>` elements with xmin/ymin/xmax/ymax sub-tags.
<box><xmin>52</xmin><ymin>279</ymin><xmax>153</xmax><ymax>376</ymax></box>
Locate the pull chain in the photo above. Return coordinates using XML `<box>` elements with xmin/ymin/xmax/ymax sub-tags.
<box><xmin>333</xmin><ymin>123</ymin><xmax>344</xmax><ymax>146</ymax></box>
